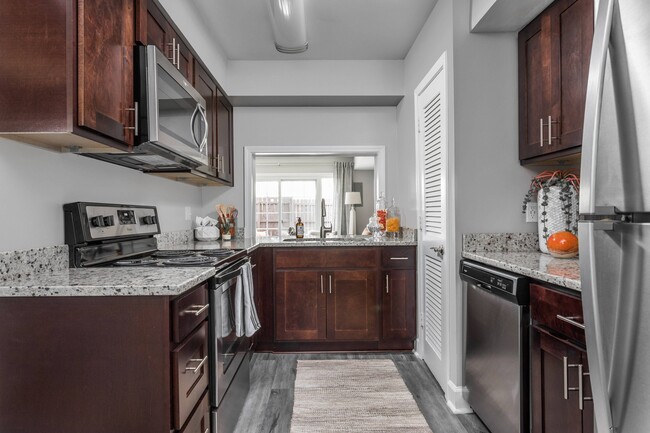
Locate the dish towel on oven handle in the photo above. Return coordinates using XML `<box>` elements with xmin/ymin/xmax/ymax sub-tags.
<box><xmin>234</xmin><ymin>261</ymin><xmax>261</xmax><ymax>337</ymax></box>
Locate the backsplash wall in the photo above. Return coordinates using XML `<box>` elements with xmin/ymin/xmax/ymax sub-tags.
<box><xmin>0</xmin><ymin>138</ymin><xmax>202</xmax><ymax>252</ymax></box>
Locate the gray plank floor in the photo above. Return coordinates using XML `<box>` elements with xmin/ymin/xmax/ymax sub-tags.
<box><xmin>233</xmin><ymin>353</ymin><xmax>489</xmax><ymax>433</ymax></box>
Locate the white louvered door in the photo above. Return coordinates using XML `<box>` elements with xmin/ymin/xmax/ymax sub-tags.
<box><xmin>415</xmin><ymin>55</ymin><xmax>447</xmax><ymax>385</ymax></box>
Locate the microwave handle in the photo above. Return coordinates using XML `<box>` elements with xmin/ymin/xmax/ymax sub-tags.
<box><xmin>198</xmin><ymin>105</ymin><xmax>209</xmax><ymax>153</ymax></box>
<box><xmin>189</xmin><ymin>104</ymin><xmax>202</xmax><ymax>150</ymax></box>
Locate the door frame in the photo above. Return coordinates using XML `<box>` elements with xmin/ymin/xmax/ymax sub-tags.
<box><xmin>413</xmin><ymin>52</ymin><xmax>469</xmax><ymax>414</ymax></box>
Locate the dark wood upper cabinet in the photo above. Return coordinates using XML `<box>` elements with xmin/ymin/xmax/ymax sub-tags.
<box><xmin>78</xmin><ymin>0</ymin><xmax>136</xmax><ymax>146</ymax></box>
<box><xmin>518</xmin><ymin>0</ymin><xmax>593</xmax><ymax>163</ymax></box>
<box><xmin>144</xmin><ymin>0</ymin><xmax>193</xmax><ymax>81</ymax></box>
<box><xmin>216</xmin><ymin>88</ymin><xmax>234</xmax><ymax>185</ymax></box>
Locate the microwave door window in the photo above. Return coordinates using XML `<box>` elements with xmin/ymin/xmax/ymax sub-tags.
<box><xmin>156</xmin><ymin>65</ymin><xmax>200</xmax><ymax>151</ymax></box>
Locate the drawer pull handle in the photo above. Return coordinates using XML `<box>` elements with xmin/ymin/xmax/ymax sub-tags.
<box><xmin>185</xmin><ymin>356</ymin><xmax>208</xmax><ymax>374</ymax></box>
<box><xmin>385</xmin><ymin>274</ymin><xmax>389</xmax><ymax>294</ymax></box>
<box><xmin>556</xmin><ymin>314</ymin><xmax>586</xmax><ymax>330</ymax></box>
<box><xmin>184</xmin><ymin>304</ymin><xmax>209</xmax><ymax>316</ymax></box>
<box><xmin>389</xmin><ymin>257</ymin><xmax>409</xmax><ymax>260</ymax></box>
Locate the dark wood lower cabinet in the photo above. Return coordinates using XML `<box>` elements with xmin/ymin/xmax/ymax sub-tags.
<box><xmin>264</xmin><ymin>246</ymin><xmax>416</xmax><ymax>352</ymax></box>
<box><xmin>275</xmin><ymin>270</ymin><xmax>327</xmax><ymax>341</ymax></box>
<box><xmin>0</xmin><ymin>282</ymin><xmax>211</xmax><ymax>433</ymax></box>
<box><xmin>328</xmin><ymin>270</ymin><xmax>378</xmax><ymax>341</ymax></box>
<box><xmin>381</xmin><ymin>270</ymin><xmax>416</xmax><ymax>342</ymax></box>
<box><xmin>531</xmin><ymin>283</ymin><xmax>594</xmax><ymax>433</ymax></box>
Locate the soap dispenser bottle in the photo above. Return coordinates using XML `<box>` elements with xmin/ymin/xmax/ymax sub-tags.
<box><xmin>296</xmin><ymin>217</ymin><xmax>304</xmax><ymax>238</ymax></box>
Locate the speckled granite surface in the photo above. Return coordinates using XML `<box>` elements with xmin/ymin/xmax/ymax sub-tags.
<box><xmin>160</xmin><ymin>235</ymin><xmax>417</xmax><ymax>253</ymax></box>
<box><xmin>0</xmin><ymin>267</ymin><xmax>216</xmax><ymax>297</ymax></box>
<box><xmin>0</xmin><ymin>245</ymin><xmax>68</xmax><ymax>282</ymax></box>
<box><xmin>155</xmin><ymin>230</ymin><xmax>193</xmax><ymax>248</ymax></box>
<box><xmin>461</xmin><ymin>232</ymin><xmax>580</xmax><ymax>291</ymax></box>
<box><xmin>463</xmin><ymin>233</ymin><xmax>539</xmax><ymax>253</ymax></box>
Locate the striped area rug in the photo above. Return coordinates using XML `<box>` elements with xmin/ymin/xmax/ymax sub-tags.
<box><xmin>290</xmin><ymin>359</ymin><xmax>433</xmax><ymax>433</ymax></box>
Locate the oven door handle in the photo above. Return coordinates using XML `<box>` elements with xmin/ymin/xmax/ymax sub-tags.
<box><xmin>213</xmin><ymin>257</ymin><xmax>250</xmax><ymax>285</ymax></box>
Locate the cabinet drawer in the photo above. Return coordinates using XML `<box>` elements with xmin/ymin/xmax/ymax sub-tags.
<box><xmin>172</xmin><ymin>322</ymin><xmax>209</xmax><ymax>430</ymax></box>
<box><xmin>531</xmin><ymin>283</ymin><xmax>585</xmax><ymax>345</ymax></box>
<box><xmin>381</xmin><ymin>247</ymin><xmax>416</xmax><ymax>269</ymax></box>
<box><xmin>172</xmin><ymin>283</ymin><xmax>209</xmax><ymax>344</ymax></box>
<box><xmin>275</xmin><ymin>248</ymin><xmax>377</xmax><ymax>269</ymax></box>
<box><xmin>179</xmin><ymin>389</ymin><xmax>210</xmax><ymax>433</ymax></box>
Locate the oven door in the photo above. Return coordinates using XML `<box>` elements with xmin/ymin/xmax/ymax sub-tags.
<box><xmin>208</xmin><ymin>263</ymin><xmax>249</xmax><ymax>407</ymax></box>
<box><xmin>140</xmin><ymin>45</ymin><xmax>213</xmax><ymax>175</ymax></box>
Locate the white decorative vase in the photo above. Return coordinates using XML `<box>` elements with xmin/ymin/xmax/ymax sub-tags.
<box><xmin>537</xmin><ymin>186</ymin><xmax>578</xmax><ymax>253</ymax></box>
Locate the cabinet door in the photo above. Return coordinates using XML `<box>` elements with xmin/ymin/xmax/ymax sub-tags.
<box><xmin>518</xmin><ymin>13</ymin><xmax>550</xmax><ymax>160</ymax></box>
<box><xmin>216</xmin><ymin>89</ymin><xmax>234</xmax><ymax>184</ymax></box>
<box><xmin>175</xmin><ymin>36</ymin><xmax>194</xmax><ymax>82</ymax></box>
<box><xmin>550</xmin><ymin>0</ymin><xmax>594</xmax><ymax>152</ymax></box>
<box><xmin>194</xmin><ymin>63</ymin><xmax>218</xmax><ymax>172</ymax></box>
<box><xmin>327</xmin><ymin>270</ymin><xmax>378</xmax><ymax>341</ymax></box>
<box><xmin>275</xmin><ymin>271</ymin><xmax>326</xmax><ymax>341</ymax></box>
<box><xmin>531</xmin><ymin>328</ymin><xmax>585</xmax><ymax>433</ymax></box>
<box><xmin>382</xmin><ymin>270</ymin><xmax>416</xmax><ymax>341</ymax></box>
<box><xmin>145</xmin><ymin>0</ymin><xmax>193</xmax><ymax>81</ymax></box>
<box><xmin>78</xmin><ymin>0</ymin><xmax>135</xmax><ymax>146</ymax></box>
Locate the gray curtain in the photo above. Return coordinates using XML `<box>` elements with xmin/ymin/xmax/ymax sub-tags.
<box><xmin>333</xmin><ymin>161</ymin><xmax>354</xmax><ymax>235</ymax></box>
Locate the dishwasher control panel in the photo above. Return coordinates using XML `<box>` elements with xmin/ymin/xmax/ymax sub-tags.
<box><xmin>460</xmin><ymin>259</ymin><xmax>530</xmax><ymax>305</ymax></box>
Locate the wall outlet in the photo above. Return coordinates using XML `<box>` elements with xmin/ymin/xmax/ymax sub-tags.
<box><xmin>184</xmin><ymin>206</ymin><xmax>192</xmax><ymax>221</ymax></box>
<box><xmin>525</xmin><ymin>203</ymin><xmax>538</xmax><ymax>223</ymax></box>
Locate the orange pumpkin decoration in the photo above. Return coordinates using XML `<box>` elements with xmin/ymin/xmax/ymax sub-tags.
<box><xmin>546</xmin><ymin>231</ymin><xmax>579</xmax><ymax>258</ymax></box>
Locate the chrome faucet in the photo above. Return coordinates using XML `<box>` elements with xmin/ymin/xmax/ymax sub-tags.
<box><xmin>319</xmin><ymin>199</ymin><xmax>332</xmax><ymax>238</ymax></box>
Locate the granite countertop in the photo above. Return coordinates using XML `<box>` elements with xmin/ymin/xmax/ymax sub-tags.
<box><xmin>0</xmin><ymin>267</ymin><xmax>216</xmax><ymax>297</ymax></box>
<box><xmin>461</xmin><ymin>233</ymin><xmax>580</xmax><ymax>292</ymax></box>
<box><xmin>160</xmin><ymin>235</ymin><xmax>417</xmax><ymax>252</ymax></box>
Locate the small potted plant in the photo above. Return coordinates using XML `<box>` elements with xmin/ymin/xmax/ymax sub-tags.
<box><xmin>522</xmin><ymin>171</ymin><xmax>580</xmax><ymax>253</ymax></box>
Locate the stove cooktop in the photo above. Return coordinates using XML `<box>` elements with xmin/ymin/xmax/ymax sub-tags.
<box><xmin>111</xmin><ymin>249</ymin><xmax>238</xmax><ymax>268</ymax></box>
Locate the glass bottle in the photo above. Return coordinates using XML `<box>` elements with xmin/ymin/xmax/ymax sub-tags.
<box><xmin>367</xmin><ymin>216</ymin><xmax>381</xmax><ymax>241</ymax></box>
<box><xmin>375</xmin><ymin>192</ymin><xmax>387</xmax><ymax>235</ymax></box>
<box><xmin>386</xmin><ymin>197</ymin><xmax>401</xmax><ymax>239</ymax></box>
<box><xmin>296</xmin><ymin>217</ymin><xmax>304</xmax><ymax>238</ymax></box>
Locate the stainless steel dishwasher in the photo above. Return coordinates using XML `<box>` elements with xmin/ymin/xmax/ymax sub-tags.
<box><xmin>460</xmin><ymin>259</ymin><xmax>530</xmax><ymax>433</ymax></box>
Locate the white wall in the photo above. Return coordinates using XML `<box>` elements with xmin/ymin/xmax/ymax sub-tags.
<box><xmin>201</xmin><ymin>106</ymin><xmax>397</xmax><ymax>228</ymax></box>
<box><xmin>396</xmin><ymin>0</ymin><xmax>537</xmax><ymax>411</ymax></box>
<box><xmin>227</xmin><ymin>60</ymin><xmax>403</xmax><ymax>97</ymax></box>
<box><xmin>0</xmin><ymin>138</ymin><xmax>202</xmax><ymax>251</ymax></box>
<box><xmin>352</xmin><ymin>169</ymin><xmax>375</xmax><ymax>233</ymax></box>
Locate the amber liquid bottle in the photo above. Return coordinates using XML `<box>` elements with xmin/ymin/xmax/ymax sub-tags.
<box><xmin>296</xmin><ymin>217</ymin><xmax>304</xmax><ymax>238</ymax></box>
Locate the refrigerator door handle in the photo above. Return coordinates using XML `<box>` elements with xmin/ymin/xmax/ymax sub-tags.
<box><xmin>579</xmin><ymin>0</ymin><xmax>615</xmax><ymax>216</ymax></box>
<box><xmin>579</xmin><ymin>0</ymin><xmax>617</xmax><ymax>431</ymax></box>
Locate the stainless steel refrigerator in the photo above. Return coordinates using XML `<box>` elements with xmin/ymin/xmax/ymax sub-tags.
<box><xmin>579</xmin><ymin>0</ymin><xmax>650</xmax><ymax>432</ymax></box>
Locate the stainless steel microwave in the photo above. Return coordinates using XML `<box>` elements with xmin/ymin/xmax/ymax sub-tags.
<box><xmin>83</xmin><ymin>45</ymin><xmax>214</xmax><ymax>176</ymax></box>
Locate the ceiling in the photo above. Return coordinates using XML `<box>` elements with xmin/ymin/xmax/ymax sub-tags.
<box><xmin>192</xmin><ymin>0</ymin><xmax>438</xmax><ymax>61</ymax></box>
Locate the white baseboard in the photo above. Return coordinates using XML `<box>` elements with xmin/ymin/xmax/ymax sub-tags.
<box><xmin>446</xmin><ymin>380</ymin><xmax>473</xmax><ymax>414</ymax></box>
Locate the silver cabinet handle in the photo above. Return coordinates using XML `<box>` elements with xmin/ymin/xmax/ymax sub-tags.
<box><xmin>168</xmin><ymin>37</ymin><xmax>177</xmax><ymax>65</ymax></box>
<box><xmin>183</xmin><ymin>304</ymin><xmax>209</xmax><ymax>316</ymax></box>
<box><xmin>177</xmin><ymin>43</ymin><xmax>181</xmax><ymax>70</ymax></box>
<box><xmin>556</xmin><ymin>314</ymin><xmax>586</xmax><ymax>330</ymax></box>
<box><xmin>385</xmin><ymin>274</ymin><xmax>389</xmax><ymax>294</ymax></box>
<box><xmin>563</xmin><ymin>357</ymin><xmax>591</xmax><ymax>411</ymax></box>
<box><xmin>389</xmin><ymin>257</ymin><xmax>409</xmax><ymax>261</ymax></box>
<box><xmin>329</xmin><ymin>275</ymin><xmax>332</xmax><ymax>295</ymax></box>
<box><xmin>320</xmin><ymin>274</ymin><xmax>324</xmax><ymax>294</ymax></box>
<box><xmin>124</xmin><ymin>102</ymin><xmax>139</xmax><ymax>136</ymax></box>
<box><xmin>540</xmin><ymin>118</ymin><xmax>544</xmax><ymax>147</ymax></box>
<box><xmin>185</xmin><ymin>356</ymin><xmax>207</xmax><ymax>374</ymax></box>
<box><xmin>548</xmin><ymin>115</ymin><xmax>559</xmax><ymax>145</ymax></box>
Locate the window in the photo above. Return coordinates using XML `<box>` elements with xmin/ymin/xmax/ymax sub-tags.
<box><xmin>255</xmin><ymin>176</ymin><xmax>333</xmax><ymax>237</ymax></box>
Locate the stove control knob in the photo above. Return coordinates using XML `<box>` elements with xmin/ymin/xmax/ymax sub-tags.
<box><xmin>90</xmin><ymin>216</ymin><xmax>105</xmax><ymax>227</ymax></box>
<box><xmin>142</xmin><ymin>215</ymin><xmax>157</xmax><ymax>225</ymax></box>
<box><xmin>103</xmin><ymin>216</ymin><xmax>115</xmax><ymax>227</ymax></box>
